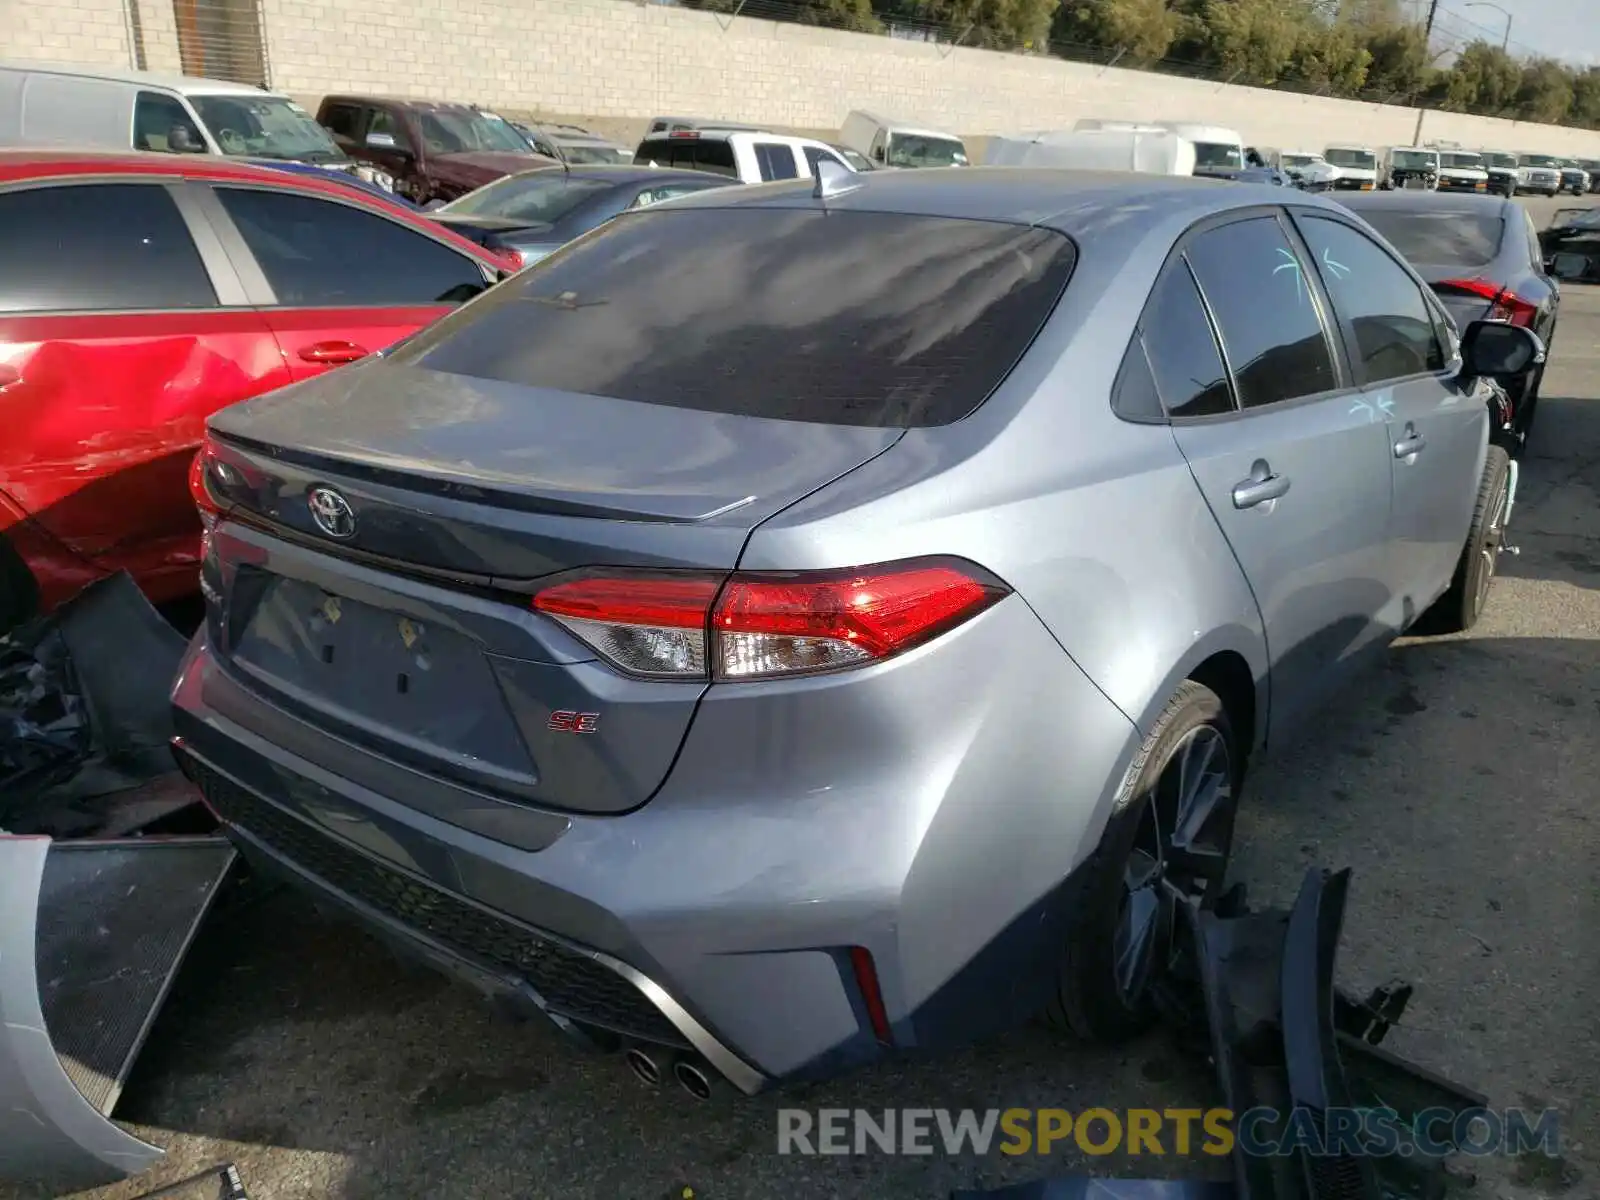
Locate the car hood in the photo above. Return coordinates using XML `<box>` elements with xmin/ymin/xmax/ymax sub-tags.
<box><xmin>430</xmin><ymin>151</ymin><xmax>555</xmax><ymax>182</ymax></box>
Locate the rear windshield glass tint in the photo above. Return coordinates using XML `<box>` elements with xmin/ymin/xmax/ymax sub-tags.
<box><xmin>396</xmin><ymin>208</ymin><xmax>1076</xmax><ymax>427</ymax></box>
<box><xmin>1359</xmin><ymin>209</ymin><xmax>1504</xmax><ymax>268</ymax></box>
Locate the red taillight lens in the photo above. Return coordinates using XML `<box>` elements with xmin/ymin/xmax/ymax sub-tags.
<box><xmin>499</xmin><ymin>248</ymin><xmax>525</xmax><ymax>272</ymax></box>
<box><xmin>532</xmin><ymin>558</ymin><xmax>1009</xmax><ymax>682</ymax></box>
<box><xmin>849</xmin><ymin>946</ymin><xmax>893</xmax><ymax>1045</ymax></box>
<box><xmin>1435</xmin><ymin>277</ymin><xmax>1537</xmax><ymax>326</ymax></box>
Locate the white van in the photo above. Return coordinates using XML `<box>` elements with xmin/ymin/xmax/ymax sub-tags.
<box><xmin>1324</xmin><ymin>144</ymin><xmax>1379</xmax><ymax>191</ymax></box>
<box><xmin>984</xmin><ymin>129</ymin><xmax>1195</xmax><ymax>176</ymax></box>
<box><xmin>1151</xmin><ymin>122</ymin><xmax>1244</xmax><ymax>177</ymax></box>
<box><xmin>1273</xmin><ymin>149</ymin><xmax>1341</xmax><ymax>189</ymax></box>
<box><xmin>0</xmin><ymin>60</ymin><xmax>394</xmax><ymax>189</ymax></box>
<box><xmin>1435</xmin><ymin>149</ymin><xmax>1490</xmax><ymax>194</ymax></box>
<box><xmin>838</xmin><ymin>111</ymin><xmax>968</xmax><ymax>169</ymax></box>
<box><xmin>634</xmin><ymin>128</ymin><xmax>855</xmax><ymax>184</ymax></box>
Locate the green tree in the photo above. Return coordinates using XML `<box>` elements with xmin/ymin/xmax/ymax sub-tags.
<box><xmin>1169</xmin><ymin>0</ymin><xmax>1316</xmax><ymax>86</ymax></box>
<box><xmin>1512</xmin><ymin>57</ymin><xmax>1576</xmax><ymax>125</ymax></box>
<box><xmin>1291</xmin><ymin>19</ymin><xmax>1372</xmax><ymax>93</ymax></box>
<box><xmin>1571</xmin><ymin>67</ymin><xmax>1600</xmax><ymax>129</ymax></box>
<box><xmin>882</xmin><ymin>0</ymin><xmax>1058</xmax><ymax>50</ymax></box>
<box><xmin>1051</xmin><ymin>0</ymin><xmax>1177</xmax><ymax>59</ymax></box>
<box><xmin>1360</xmin><ymin>21</ymin><xmax>1430</xmax><ymax>98</ymax></box>
<box><xmin>1433</xmin><ymin>40</ymin><xmax>1522</xmax><ymax>115</ymax></box>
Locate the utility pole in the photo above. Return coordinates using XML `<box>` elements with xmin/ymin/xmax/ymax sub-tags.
<box><xmin>1423</xmin><ymin>0</ymin><xmax>1440</xmax><ymax>40</ymax></box>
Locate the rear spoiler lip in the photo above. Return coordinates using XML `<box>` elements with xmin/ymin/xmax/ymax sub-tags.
<box><xmin>0</xmin><ymin>835</ymin><xmax>164</xmax><ymax>1193</ymax></box>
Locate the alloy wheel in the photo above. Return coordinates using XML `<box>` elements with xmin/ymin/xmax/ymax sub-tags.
<box><xmin>1112</xmin><ymin>726</ymin><xmax>1235</xmax><ymax>1007</ymax></box>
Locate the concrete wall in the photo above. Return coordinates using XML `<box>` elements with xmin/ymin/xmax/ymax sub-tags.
<box><xmin>7</xmin><ymin>0</ymin><xmax>1600</xmax><ymax>158</ymax></box>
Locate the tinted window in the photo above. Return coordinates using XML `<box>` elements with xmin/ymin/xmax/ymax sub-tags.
<box><xmin>1353</xmin><ymin>208</ymin><xmax>1504</xmax><ymax>268</ymax></box>
<box><xmin>367</xmin><ymin>109</ymin><xmax>411</xmax><ymax>149</ymax></box>
<box><xmin>216</xmin><ymin>188</ymin><xmax>487</xmax><ymax>307</ymax></box>
<box><xmin>1296</xmin><ymin>216</ymin><xmax>1444</xmax><ymax>384</ymax></box>
<box><xmin>0</xmin><ymin>184</ymin><xmax>215</xmax><ymax>313</ymax></box>
<box><xmin>1185</xmin><ymin>217</ymin><xmax>1337</xmax><ymax>409</ymax></box>
<box><xmin>441</xmin><ymin>174</ymin><xmax>611</xmax><ymax>221</ymax></box>
<box><xmin>1140</xmin><ymin>263</ymin><xmax>1232</xmax><ymax>418</ymax></box>
<box><xmin>804</xmin><ymin>145</ymin><xmax>847</xmax><ymax>174</ymax></box>
<box><xmin>1110</xmin><ymin>336</ymin><xmax>1165</xmax><ymax>424</ymax></box>
<box><xmin>753</xmin><ymin>142</ymin><xmax>798</xmax><ymax>181</ymax></box>
<box><xmin>397</xmin><ymin>208</ymin><xmax>1076</xmax><ymax>428</ymax></box>
<box><xmin>321</xmin><ymin>103</ymin><xmax>362</xmax><ymax>139</ymax></box>
<box><xmin>133</xmin><ymin>92</ymin><xmax>204</xmax><ymax>152</ymax></box>
<box><xmin>634</xmin><ymin>137</ymin><xmax>737</xmax><ymax>178</ymax></box>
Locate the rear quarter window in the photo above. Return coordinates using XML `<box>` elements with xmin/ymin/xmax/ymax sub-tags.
<box><xmin>394</xmin><ymin>208</ymin><xmax>1077</xmax><ymax>428</ymax></box>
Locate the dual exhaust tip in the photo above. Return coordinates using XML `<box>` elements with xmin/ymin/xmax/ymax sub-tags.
<box><xmin>625</xmin><ymin>1045</ymin><xmax>719</xmax><ymax>1101</ymax></box>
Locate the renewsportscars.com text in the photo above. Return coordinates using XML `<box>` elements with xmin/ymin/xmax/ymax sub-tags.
<box><xmin>777</xmin><ymin>1107</ymin><xmax>1560</xmax><ymax>1159</ymax></box>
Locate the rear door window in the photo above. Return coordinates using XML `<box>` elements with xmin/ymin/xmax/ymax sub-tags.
<box><xmin>396</xmin><ymin>208</ymin><xmax>1077</xmax><ymax>428</ymax></box>
<box><xmin>753</xmin><ymin>142</ymin><xmax>799</xmax><ymax>181</ymax></box>
<box><xmin>0</xmin><ymin>183</ymin><xmax>216</xmax><ymax>312</ymax></box>
<box><xmin>1183</xmin><ymin>216</ymin><xmax>1338</xmax><ymax>409</ymax></box>
<box><xmin>1294</xmin><ymin>215</ymin><xmax>1445</xmax><ymax>384</ymax></box>
<box><xmin>215</xmin><ymin>187</ymin><xmax>488</xmax><ymax>307</ymax></box>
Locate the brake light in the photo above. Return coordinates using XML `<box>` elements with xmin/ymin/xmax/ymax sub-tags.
<box><xmin>533</xmin><ymin>557</ymin><xmax>1009</xmax><ymax>681</ymax></box>
<box><xmin>1435</xmin><ymin>277</ymin><xmax>1538</xmax><ymax>326</ymax></box>
<box><xmin>849</xmin><ymin>947</ymin><xmax>893</xmax><ymax>1045</ymax></box>
<box><xmin>498</xmin><ymin>247</ymin><xmax>525</xmax><ymax>272</ymax></box>
<box><xmin>667</xmin><ymin>130</ymin><xmax>701</xmax><ymax>139</ymax></box>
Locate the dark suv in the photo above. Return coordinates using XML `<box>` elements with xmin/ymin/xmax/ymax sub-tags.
<box><xmin>317</xmin><ymin>96</ymin><xmax>556</xmax><ymax>205</ymax></box>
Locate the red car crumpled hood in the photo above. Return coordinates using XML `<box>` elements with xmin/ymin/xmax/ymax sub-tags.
<box><xmin>430</xmin><ymin>151</ymin><xmax>554</xmax><ymax>186</ymax></box>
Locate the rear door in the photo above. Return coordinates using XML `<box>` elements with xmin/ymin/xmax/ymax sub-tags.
<box><xmin>1292</xmin><ymin>212</ymin><xmax>1486</xmax><ymax>616</ymax></box>
<box><xmin>0</xmin><ymin>178</ymin><xmax>288</xmax><ymax>605</ymax></box>
<box><xmin>1162</xmin><ymin>211</ymin><xmax>1394</xmax><ymax>741</ymax></box>
<box><xmin>195</xmin><ymin>182</ymin><xmax>496</xmax><ymax>381</ymax></box>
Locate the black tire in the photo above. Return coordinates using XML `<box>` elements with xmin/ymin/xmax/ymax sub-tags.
<box><xmin>0</xmin><ymin>533</ymin><xmax>40</xmax><ymax>638</ymax></box>
<box><xmin>1044</xmin><ymin>680</ymin><xmax>1240</xmax><ymax>1042</ymax></box>
<box><xmin>1425</xmin><ymin>445</ymin><xmax>1511</xmax><ymax>635</ymax></box>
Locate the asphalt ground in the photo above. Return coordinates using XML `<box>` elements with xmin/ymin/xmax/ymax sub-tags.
<box><xmin>24</xmin><ymin>192</ymin><xmax>1600</xmax><ymax>1200</ymax></box>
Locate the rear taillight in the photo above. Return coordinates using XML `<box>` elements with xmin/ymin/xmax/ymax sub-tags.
<box><xmin>1435</xmin><ymin>277</ymin><xmax>1538</xmax><ymax>326</ymax></box>
<box><xmin>498</xmin><ymin>248</ymin><xmax>525</xmax><ymax>272</ymax></box>
<box><xmin>533</xmin><ymin>557</ymin><xmax>1009</xmax><ymax>682</ymax></box>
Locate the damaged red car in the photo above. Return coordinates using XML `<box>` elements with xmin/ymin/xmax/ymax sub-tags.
<box><xmin>0</xmin><ymin>149</ymin><xmax>521</xmax><ymax>632</ymax></box>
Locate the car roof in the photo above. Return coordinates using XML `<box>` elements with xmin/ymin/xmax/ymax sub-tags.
<box><xmin>502</xmin><ymin>164</ymin><xmax>734</xmax><ymax>186</ymax></box>
<box><xmin>320</xmin><ymin>95</ymin><xmax>482</xmax><ymax>114</ymax></box>
<box><xmin>0</xmin><ymin>59</ymin><xmax>273</xmax><ymax>97</ymax></box>
<box><xmin>650</xmin><ymin>166</ymin><xmax>1346</xmax><ymax>238</ymax></box>
<box><xmin>0</xmin><ymin>148</ymin><xmax>497</xmax><ymax>253</ymax></box>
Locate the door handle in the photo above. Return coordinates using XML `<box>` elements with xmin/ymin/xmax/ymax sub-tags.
<box><xmin>0</xmin><ymin>363</ymin><xmax>20</xmax><ymax>389</ymax></box>
<box><xmin>1393</xmin><ymin>430</ymin><xmax>1427</xmax><ymax>459</ymax></box>
<box><xmin>298</xmin><ymin>340</ymin><xmax>369</xmax><ymax>365</ymax></box>
<box><xmin>1232</xmin><ymin>462</ymin><xmax>1291</xmax><ymax>510</ymax></box>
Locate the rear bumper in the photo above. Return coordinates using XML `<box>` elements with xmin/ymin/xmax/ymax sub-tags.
<box><xmin>170</xmin><ymin>599</ymin><xmax>1138</xmax><ymax>1087</ymax></box>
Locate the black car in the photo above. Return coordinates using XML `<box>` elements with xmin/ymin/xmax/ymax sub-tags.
<box><xmin>1539</xmin><ymin>207</ymin><xmax>1600</xmax><ymax>283</ymax></box>
<box><xmin>1335</xmin><ymin>191</ymin><xmax>1558</xmax><ymax>449</ymax></box>
<box><xmin>424</xmin><ymin>164</ymin><xmax>738</xmax><ymax>264</ymax></box>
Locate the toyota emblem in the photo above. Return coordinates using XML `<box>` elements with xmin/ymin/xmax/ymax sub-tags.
<box><xmin>307</xmin><ymin>486</ymin><xmax>357</xmax><ymax>539</ymax></box>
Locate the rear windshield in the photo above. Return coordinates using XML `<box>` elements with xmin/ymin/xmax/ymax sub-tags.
<box><xmin>1193</xmin><ymin>142</ymin><xmax>1244</xmax><ymax>169</ymax></box>
<box><xmin>395</xmin><ymin>208</ymin><xmax>1076</xmax><ymax>428</ymax></box>
<box><xmin>439</xmin><ymin>173</ymin><xmax>611</xmax><ymax>222</ymax></box>
<box><xmin>1360</xmin><ymin>209</ymin><xmax>1504</xmax><ymax>268</ymax></box>
<box><xmin>634</xmin><ymin>136</ymin><xmax>737</xmax><ymax>177</ymax></box>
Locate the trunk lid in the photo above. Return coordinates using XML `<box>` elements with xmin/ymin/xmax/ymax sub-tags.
<box><xmin>201</xmin><ymin>359</ymin><xmax>901</xmax><ymax>816</ymax></box>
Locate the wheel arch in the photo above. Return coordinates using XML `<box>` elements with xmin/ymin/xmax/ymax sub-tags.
<box><xmin>1129</xmin><ymin>629</ymin><xmax>1268</xmax><ymax>762</ymax></box>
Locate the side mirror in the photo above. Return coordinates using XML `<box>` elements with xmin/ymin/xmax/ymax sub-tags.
<box><xmin>366</xmin><ymin>131</ymin><xmax>402</xmax><ymax>151</ymax></box>
<box><xmin>1460</xmin><ymin>319</ymin><xmax>1545</xmax><ymax>379</ymax></box>
<box><xmin>1548</xmin><ymin>252</ymin><xmax>1590</xmax><ymax>281</ymax></box>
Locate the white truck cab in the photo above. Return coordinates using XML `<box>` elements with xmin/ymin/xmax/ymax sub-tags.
<box><xmin>1151</xmin><ymin>122</ymin><xmax>1244</xmax><ymax>177</ymax></box>
<box><xmin>1324</xmin><ymin>144</ymin><xmax>1379</xmax><ymax>191</ymax></box>
<box><xmin>1516</xmin><ymin>153</ymin><xmax>1564</xmax><ymax>196</ymax></box>
<box><xmin>1274</xmin><ymin>150</ymin><xmax>1340</xmax><ymax>189</ymax></box>
<box><xmin>0</xmin><ymin>59</ymin><xmax>392</xmax><ymax>189</ymax></box>
<box><xmin>839</xmin><ymin>111</ymin><xmax>968</xmax><ymax>169</ymax></box>
<box><xmin>1434</xmin><ymin>148</ymin><xmax>1490</xmax><ymax>193</ymax></box>
<box><xmin>1382</xmin><ymin>146</ymin><xmax>1440</xmax><ymax>190</ymax></box>
<box><xmin>633</xmin><ymin>128</ymin><xmax>854</xmax><ymax>184</ymax></box>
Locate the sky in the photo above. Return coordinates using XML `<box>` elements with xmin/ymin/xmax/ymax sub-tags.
<box><xmin>1427</xmin><ymin>0</ymin><xmax>1599</xmax><ymax>67</ymax></box>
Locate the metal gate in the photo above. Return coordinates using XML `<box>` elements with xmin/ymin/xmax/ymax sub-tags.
<box><xmin>123</xmin><ymin>0</ymin><xmax>271</xmax><ymax>89</ymax></box>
